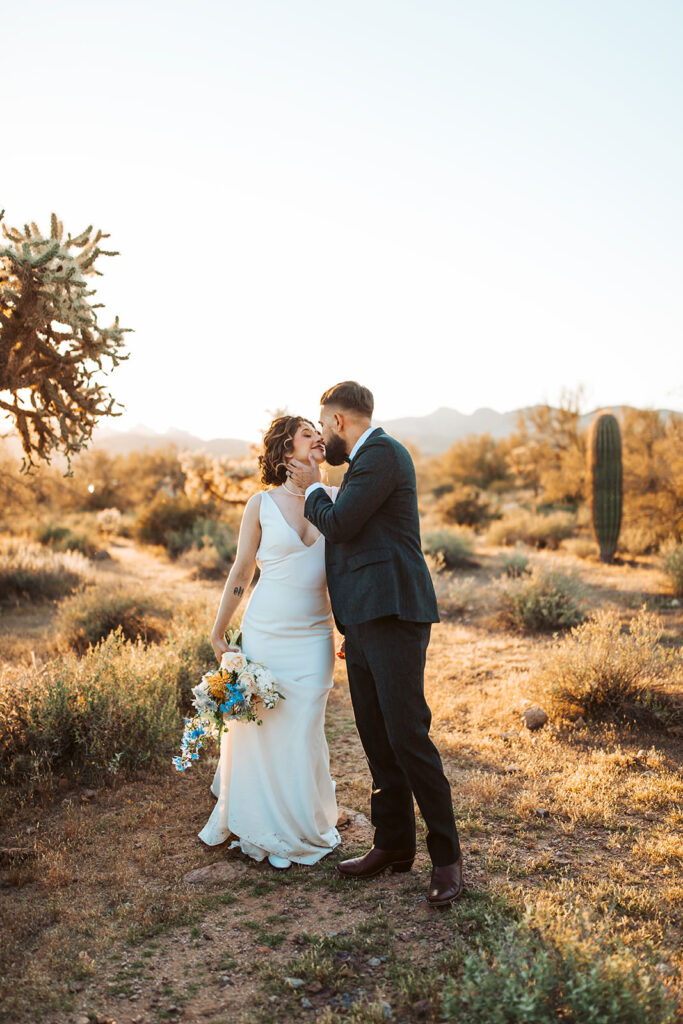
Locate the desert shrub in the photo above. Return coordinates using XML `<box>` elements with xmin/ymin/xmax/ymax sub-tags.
<box><xmin>661</xmin><ymin>541</ymin><xmax>683</xmax><ymax>596</ymax></box>
<box><xmin>168</xmin><ymin>517</ymin><xmax>236</xmax><ymax>573</ymax></box>
<box><xmin>487</xmin><ymin>509</ymin><xmax>576</xmax><ymax>550</ymax></box>
<box><xmin>425</xmin><ymin>554</ymin><xmax>478</xmax><ymax>617</ymax></box>
<box><xmin>437</xmin><ymin>486</ymin><xmax>491</xmax><ymax>527</ymax></box>
<box><xmin>441</xmin><ymin>909</ymin><xmax>676</xmax><ymax>1024</ymax></box>
<box><xmin>436</xmin><ymin>575</ymin><xmax>478</xmax><ymax>618</ymax></box>
<box><xmin>541</xmin><ymin>608</ymin><xmax>683</xmax><ymax>726</ymax></box>
<box><xmin>528</xmin><ymin>512</ymin><xmax>577</xmax><ymax>549</ymax></box>
<box><xmin>619</xmin><ymin>525</ymin><xmax>658</xmax><ymax>557</ymax></box>
<box><xmin>500</xmin><ymin>546</ymin><xmax>531</xmax><ymax>578</ymax></box>
<box><xmin>0</xmin><ymin>623</ymin><xmax>217</xmax><ymax>786</ymax></box>
<box><xmin>422</xmin><ymin>528</ymin><xmax>475</xmax><ymax>569</ymax></box>
<box><xmin>622</xmin><ymin>407</ymin><xmax>683</xmax><ymax>548</ymax></box>
<box><xmin>135</xmin><ymin>494</ymin><xmax>204</xmax><ymax>550</ymax></box>
<box><xmin>34</xmin><ymin>522</ymin><xmax>100</xmax><ymax>558</ymax></box>
<box><xmin>0</xmin><ymin>539</ymin><xmax>92</xmax><ymax>605</ymax></box>
<box><xmin>562</xmin><ymin>536</ymin><xmax>596</xmax><ymax>559</ymax></box>
<box><xmin>497</xmin><ymin>566</ymin><xmax>584</xmax><ymax>633</ymax></box>
<box><xmin>56</xmin><ymin>585</ymin><xmax>173</xmax><ymax>654</ymax></box>
<box><xmin>435</xmin><ymin>432</ymin><xmax>512</xmax><ymax>491</ymax></box>
<box><xmin>180</xmin><ymin>543</ymin><xmax>228</xmax><ymax>580</ymax></box>
<box><xmin>96</xmin><ymin>507</ymin><xmax>122</xmax><ymax>534</ymax></box>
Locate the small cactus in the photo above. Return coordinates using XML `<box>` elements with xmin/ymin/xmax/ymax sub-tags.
<box><xmin>587</xmin><ymin>412</ymin><xmax>622</xmax><ymax>563</ymax></box>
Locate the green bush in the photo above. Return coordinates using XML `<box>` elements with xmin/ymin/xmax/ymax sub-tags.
<box><xmin>488</xmin><ymin>509</ymin><xmax>576</xmax><ymax>550</ymax></box>
<box><xmin>422</xmin><ymin>528</ymin><xmax>475</xmax><ymax>569</ymax></box>
<box><xmin>442</xmin><ymin>912</ymin><xmax>676</xmax><ymax>1024</ymax></box>
<box><xmin>661</xmin><ymin>540</ymin><xmax>683</xmax><ymax>596</ymax></box>
<box><xmin>541</xmin><ymin>608</ymin><xmax>682</xmax><ymax>726</ymax></box>
<box><xmin>0</xmin><ymin>624</ymin><xmax>216</xmax><ymax>787</ymax></box>
<box><xmin>500</xmin><ymin>547</ymin><xmax>531</xmax><ymax>578</ymax></box>
<box><xmin>56</xmin><ymin>585</ymin><xmax>173</xmax><ymax>654</ymax></box>
<box><xmin>135</xmin><ymin>495</ymin><xmax>236</xmax><ymax>572</ymax></box>
<box><xmin>498</xmin><ymin>566</ymin><xmax>584</xmax><ymax>633</ymax></box>
<box><xmin>34</xmin><ymin>522</ymin><xmax>100</xmax><ymax>558</ymax></box>
<box><xmin>135</xmin><ymin>494</ymin><xmax>204</xmax><ymax>550</ymax></box>
<box><xmin>0</xmin><ymin>538</ymin><xmax>92</xmax><ymax>605</ymax></box>
<box><xmin>169</xmin><ymin>517</ymin><xmax>236</xmax><ymax>574</ymax></box>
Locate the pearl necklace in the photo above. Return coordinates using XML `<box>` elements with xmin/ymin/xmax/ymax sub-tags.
<box><xmin>282</xmin><ymin>481</ymin><xmax>305</xmax><ymax>498</ymax></box>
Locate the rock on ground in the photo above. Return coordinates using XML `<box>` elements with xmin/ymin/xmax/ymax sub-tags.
<box><xmin>522</xmin><ymin>705</ymin><xmax>548</xmax><ymax>730</ymax></box>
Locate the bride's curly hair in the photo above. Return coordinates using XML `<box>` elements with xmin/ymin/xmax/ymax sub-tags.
<box><xmin>258</xmin><ymin>415</ymin><xmax>316</xmax><ymax>487</ymax></box>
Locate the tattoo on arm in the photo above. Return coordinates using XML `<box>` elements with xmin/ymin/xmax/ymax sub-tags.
<box><xmin>233</xmin><ymin>585</ymin><xmax>244</xmax><ymax>597</ymax></box>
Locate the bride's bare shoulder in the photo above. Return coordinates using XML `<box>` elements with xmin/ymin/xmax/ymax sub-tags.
<box><xmin>242</xmin><ymin>491</ymin><xmax>263</xmax><ymax>522</ymax></box>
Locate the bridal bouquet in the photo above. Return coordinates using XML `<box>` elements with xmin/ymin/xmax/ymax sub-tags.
<box><xmin>173</xmin><ymin>630</ymin><xmax>284</xmax><ymax>772</ymax></box>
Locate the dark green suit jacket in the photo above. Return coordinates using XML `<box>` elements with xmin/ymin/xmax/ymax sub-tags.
<box><xmin>304</xmin><ymin>428</ymin><xmax>439</xmax><ymax>632</ymax></box>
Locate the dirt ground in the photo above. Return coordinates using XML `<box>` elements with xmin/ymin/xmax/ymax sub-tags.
<box><xmin>1</xmin><ymin>539</ymin><xmax>681</xmax><ymax>1024</ymax></box>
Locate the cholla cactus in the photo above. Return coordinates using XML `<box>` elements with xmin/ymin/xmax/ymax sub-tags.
<box><xmin>0</xmin><ymin>211</ymin><xmax>130</xmax><ymax>468</ymax></box>
<box><xmin>181</xmin><ymin>450</ymin><xmax>259</xmax><ymax>505</ymax></box>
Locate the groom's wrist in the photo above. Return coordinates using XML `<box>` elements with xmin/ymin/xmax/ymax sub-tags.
<box><xmin>305</xmin><ymin>482</ymin><xmax>325</xmax><ymax>500</ymax></box>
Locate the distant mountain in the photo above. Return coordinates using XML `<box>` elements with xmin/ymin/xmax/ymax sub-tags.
<box><xmin>382</xmin><ymin>405</ymin><xmax>682</xmax><ymax>455</ymax></box>
<box><xmin>89</xmin><ymin>425</ymin><xmax>252</xmax><ymax>458</ymax></box>
<box><xmin>3</xmin><ymin>406</ymin><xmax>680</xmax><ymax>463</ymax></box>
<box><xmin>382</xmin><ymin>406</ymin><xmax>522</xmax><ymax>453</ymax></box>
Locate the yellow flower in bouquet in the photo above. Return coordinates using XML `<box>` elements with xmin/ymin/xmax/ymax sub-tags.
<box><xmin>206</xmin><ymin>670</ymin><xmax>227</xmax><ymax>702</ymax></box>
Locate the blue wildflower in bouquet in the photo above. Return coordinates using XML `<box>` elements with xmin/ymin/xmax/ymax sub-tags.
<box><xmin>173</xmin><ymin>630</ymin><xmax>284</xmax><ymax>772</ymax></box>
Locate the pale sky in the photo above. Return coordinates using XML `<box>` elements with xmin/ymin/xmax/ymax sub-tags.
<box><xmin>3</xmin><ymin>0</ymin><xmax>682</xmax><ymax>443</ymax></box>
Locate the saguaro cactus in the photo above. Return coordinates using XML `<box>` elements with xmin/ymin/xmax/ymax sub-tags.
<box><xmin>587</xmin><ymin>412</ymin><xmax>623</xmax><ymax>562</ymax></box>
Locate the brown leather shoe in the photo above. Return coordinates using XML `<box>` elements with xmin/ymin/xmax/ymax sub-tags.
<box><xmin>336</xmin><ymin>846</ymin><xmax>416</xmax><ymax>879</ymax></box>
<box><xmin>427</xmin><ymin>855</ymin><xmax>464</xmax><ymax>907</ymax></box>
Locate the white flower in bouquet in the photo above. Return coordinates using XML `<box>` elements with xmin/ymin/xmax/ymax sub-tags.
<box><xmin>237</xmin><ymin>668</ymin><xmax>257</xmax><ymax>698</ymax></box>
<box><xmin>255</xmin><ymin>672</ymin><xmax>279</xmax><ymax>708</ymax></box>
<box><xmin>220</xmin><ymin>649</ymin><xmax>248</xmax><ymax>674</ymax></box>
<box><xmin>252</xmin><ymin>664</ymin><xmax>275</xmax><ymax>687</ymax></box>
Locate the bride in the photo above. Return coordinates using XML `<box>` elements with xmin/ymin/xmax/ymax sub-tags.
<box><xmin>198</xmin><ymin>414</ymin><xmax>341</xmax><ymax>869</ymax></box>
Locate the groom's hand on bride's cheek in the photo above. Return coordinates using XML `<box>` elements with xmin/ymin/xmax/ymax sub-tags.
<box><xmin>289</xmin><ymin>456</ymin><xmax>321</xmax><ymax>490</ymax></box>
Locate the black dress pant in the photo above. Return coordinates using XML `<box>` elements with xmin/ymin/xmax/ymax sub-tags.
<box><xmin>344</xmin><ymin>616</ymin><xmax>460</xmax><ymax>867</ymax></box>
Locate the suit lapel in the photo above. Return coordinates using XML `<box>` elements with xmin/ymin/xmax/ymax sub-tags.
<box><xmin>338</xmin><ymin>428</ymin><xmax>384</xmax><ymax>494</ymax></box>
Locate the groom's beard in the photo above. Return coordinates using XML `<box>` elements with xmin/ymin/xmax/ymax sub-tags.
<box><xmin>324</xmin><ymin>432</ymin><xmax>349</xmax><ymax>466</ymax></box>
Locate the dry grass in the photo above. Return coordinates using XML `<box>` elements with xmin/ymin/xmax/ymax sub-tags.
<box><xmin>562</xmin><ymin>536</ymin><xmax>597</xmax><ymax>560</ymax></box>
<box><xmin>0</xmin><ymin>537</ymin><xmax>93</xmax><ymax>605</ymax></box>
<box><xmin>486</xmin><ymin>508</ymin><xmax>577</xmax><ymax>549</ymax></box>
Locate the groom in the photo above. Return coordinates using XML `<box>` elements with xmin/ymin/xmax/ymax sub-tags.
<box><xmin>289</xmin><ymin>381</ymin><xmax>463</xmax><ymax>906</ymax></box>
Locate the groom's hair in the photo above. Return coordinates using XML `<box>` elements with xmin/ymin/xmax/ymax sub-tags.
<box><xmin>320</xmin><ymin>381</ymin><xmax>373</xmax><ymax>418</ymax></box>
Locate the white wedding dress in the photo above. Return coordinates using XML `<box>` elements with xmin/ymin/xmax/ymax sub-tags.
<box><xmin>198</xmin><ymin>488</ymin><xmax>341</xmax><ymax>864</ymax></box>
